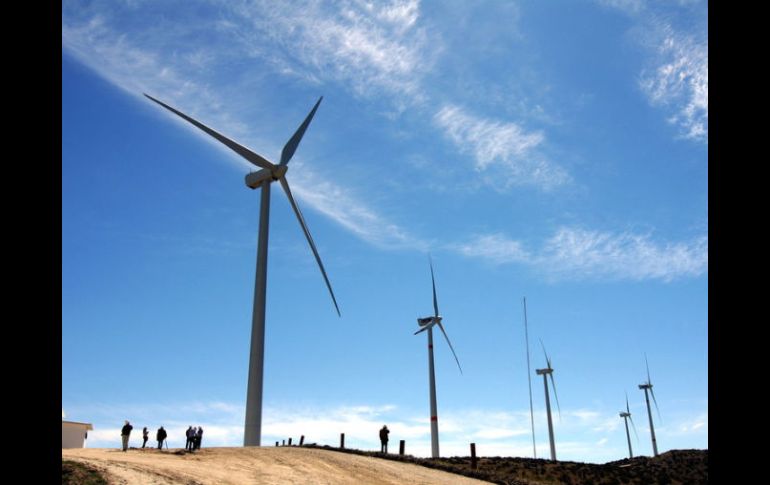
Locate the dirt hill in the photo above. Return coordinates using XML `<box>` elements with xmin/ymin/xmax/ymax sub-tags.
<box><xmin>62</xmin><ymin>447</ymin><xmax>707</xmax><ymax>485</ymax></box>
<box><xmin>61</xmin><ymin>447</ymin><xmax>493</xmax><ymax>485</ymax></box>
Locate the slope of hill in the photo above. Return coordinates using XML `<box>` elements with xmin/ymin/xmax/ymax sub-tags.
<box><xmin>61</xmin><ymin>447</ymin><xmax>493</xmax><ymax>485</ymax></box>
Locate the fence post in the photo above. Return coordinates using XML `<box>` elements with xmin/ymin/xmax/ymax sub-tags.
<box><xmin>470</xmin><ymin>443</ymin><xmax>477</xmax><ymax>470</ymax></box>
<box><xmin>282</xmin><ymin>439</ymin><xmax>285</xmax><ymax>446</ymax></box>
<box><xmin>399</xmin><ymin>440</ymin><xmax>405</xmax><ymax>456</ymax></box>
<box><xmin>288</xmin><ymin>437</ymin><xmax>292</xmax><ymax>446</ymax></box>
<box><xmin>340</xmin><ymin>433</ymin><xmax>345</xmax><ymax>449</ymax></box>
<box><xmin>299</xmin><ymin>435</ymin><xmax>305</xmax><ymax>446</ymax></box>
<box><xmin>275</xmin><ymin>441</ymin><xmax>279</xmax><ymax>447</ymax></box>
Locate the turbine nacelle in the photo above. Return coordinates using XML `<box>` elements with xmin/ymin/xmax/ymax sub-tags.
<box><xmin>638</xmin><ymin>383</ymin><xmax>652</xmax><ymax>390</ymax></box>
<box><xmin>417</xmin><ymin>315</ymin><xmax>441</xmax><ymax>326</ymax></box>
<box><xmin>535</xmin><ymin>368</ymin><xmax>553</xmax><ymax>375</ymax></box>
<box><xmin>245</xmin><ymin>165</ymin><xmax>289</xmax><ymax>189</ymax></box>
<box><xmin>619</xmin><ymin>412</ymin><xmax>631</xmax><ymax>418</ymax></box>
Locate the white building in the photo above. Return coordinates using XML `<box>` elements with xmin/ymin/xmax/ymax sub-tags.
<box><xmin>62</xmin><ymin>420</ymin><xmax>93</xmax><ymax>448</ymax></box>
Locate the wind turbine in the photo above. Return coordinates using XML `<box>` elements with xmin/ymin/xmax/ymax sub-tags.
<box><xmin>638</xmin><ymin>354</ymin><xmax>661</xmax><ymax>456</ymax></box>
<box><xmin>535</xmin><ymin>340</ymin><xmax>561</xmax><ymax>461</ymax></box>
<box><xmin>144</xmin><ymin>94</ymin><xmax>340</xmax><ymax>446</ymax></box>
<box><xmin>414</xmin><ymin>258</ymin><xmax>462</xmax><ymax>458</ymax></box>
<box><xmin>619</xmin><ymin>392</ymin><xmax>638</xmax><ymax>459</ymax></box>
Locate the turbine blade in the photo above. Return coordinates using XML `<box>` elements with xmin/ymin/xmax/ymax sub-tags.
<box><xmin>549</xmin><ymin>373</ymin><xmax>562</xmax><ymax>419</ymax></box>
<box><xmin>626</xmin><ymin>392</ymin><xmax>630</xmax><ymax>415</ymax></box>
<box><xmin>280</xmin><ymin>96</ymin><xmax>323</xmax><ymax>166</ymax></box>
<box><xmin>539</xmin><ymin>339</ymin><xmax>551</xmax><ymax>369</ymax></box>
<box><xmin>429</xmin><ymin>257</ymin><xmax>439</xmax><ymax>317</ymax></box>
<box><xmin>414</xmin><ymin>320</ymin><xmax>436</xmax><ymax>335</ymax></box>
<box><xmin>278</xmin><ymin>177</ymin><xmax>340</xmax><ymax>316</ymax></box>
<box><xmin>650</xmin><ymin>387</ymin><xmax>662</xmax><ymax>422</ymax></box>
<box><xmin>144</xmin><ymin>94</ymin><xmax>275</xmax><ymax>170</ymax></box>
<box><xmin>629</xmin><ymin>415</ymin><xmax>639</xmax><ymax>441</ymax></box>
<box><xmin>437</xmin><ymin>322</ymin><xmax>463</xmax><ymax>375</ymax></box>
<box><xmin>645</xmin><ymin>353</ymin><xmax>651</xmax><ymax>385</ymax></box>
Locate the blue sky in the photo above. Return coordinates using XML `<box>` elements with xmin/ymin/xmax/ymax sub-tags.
<box><xmin>62</xmin><ymin>0</ymin><xmax>707</xmax><ymax>462</ymax></box>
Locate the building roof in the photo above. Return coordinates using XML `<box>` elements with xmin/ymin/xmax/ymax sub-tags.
<box><xmin>62</xmin><ymin>420</ymin><xmax>94</xmax><ymax>430</ymax></box>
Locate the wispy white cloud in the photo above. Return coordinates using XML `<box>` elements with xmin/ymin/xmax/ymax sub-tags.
<box><xmin>289</xmin><ymin>161</ymin><xmax>429</xmax><ymax>250</ymax></box>
<box><xmin>596</xmin><ymin>0</ymin><xmax>645</xmax><ymax>15</ymax></box>
<box><xmin>452</xmin><ymin>228</ymin><xmax>707</xmax><ymax>281</ymax></box>
<box><xmin>639</xmin><ymin>27</ymin><xmax>708</xmax><ymax>142</ymax></box>
<box><xmin>451</xmin><ymin>233</ymin><xmax>530</xmax><ymax>264</ymax></box>
<box><xmin>229</xmin><ymin>0</ymin><xmax>431</xmax><ymax>101</ymax></box>
<box><xmin>597</xmin><ymin>0</ymin><xmax>707</xmax><ymax>143</ymax></box>
<box><xmin>434</xmin><ymin>105</ymin><xmax>570</xmax><ymax>191</ymax></box>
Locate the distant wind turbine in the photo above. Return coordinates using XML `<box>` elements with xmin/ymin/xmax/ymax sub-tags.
<box><xmin>522</xmin><ymin>297</ymin><xmax>536</xmax><ymax>458</ymax></box>
<box><xmin>144</xmin><ymin>94</ymin><xmax>340</xmax><ymax>447</ymax></box>
<box><xmin>536</xmin><ymin>340</ymin><xmax>561</xmax><ymax>461</ymax></box>
<box><xmin>414</xmin><ymin>258</ymin><xmax>462</xmax><ymax>458</ymax></box>
<box><xmin>619</xmin><ymin>392</ymin><xmax>638</xmax><ymax>459</ymax></box>
<box><xmin>638</xmin><ymin>354</ymin><xmax>661</xmax><ymax>457</ymax></box>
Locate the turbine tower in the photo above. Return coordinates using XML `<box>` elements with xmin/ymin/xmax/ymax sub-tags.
<box><xmin>638</xmin><ymin>354</ymin><xmax>661</xmax><ymax>457</ymax></box>
<box><xmin>414</xmin><ymin>258</ymin><xmax>462</xmax><ymax>458</ymax></box>
<box><xmin>144</xmin><ymin>94</ymin><xmax>340</xmax><ymax>446</ymax></box>
<box><xmin>535</xmin><ymin>340</ymin><xmax>561</xmax><ymax>461</ymax></box>
<box><xmin>619</xmin><ymin>392</ymin><xmax>638</xmax><ymax>459</ymax></box>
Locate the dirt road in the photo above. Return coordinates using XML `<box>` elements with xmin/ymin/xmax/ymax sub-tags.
<box><xmin>62</xmin><ymin>447</ymin><xmax>492</xmax><ymax>485</ymax></box>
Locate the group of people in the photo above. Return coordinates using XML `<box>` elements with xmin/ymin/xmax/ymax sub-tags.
<box><xmin>119</xmin><ymin>421</ymin><xmax>170</xmax><ymax>451</ymax></box>
<box><xmin>185</xmin><ymin>425</ymin><xmax>204</xmax><ymax>451</ymax></box>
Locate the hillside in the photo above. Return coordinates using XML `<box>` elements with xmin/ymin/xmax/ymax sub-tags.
<box><xmin>61</xmin><ymin>447</ymin><xmax>492</xmax><ymax>485</ymax></box>
<box><xmin>62</xmin><ymin>447</ymin><xmax>707</xmax><ymax>485</ymax></box>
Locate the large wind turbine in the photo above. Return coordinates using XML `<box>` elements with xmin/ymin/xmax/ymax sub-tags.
<box><xmin>619</xmin><ymin>392</ymin><xmax>638</xmax><ymax>459</ymax></box>
<box><xmin>414</xmin><ymin>258</ymin><xmax>462</xmax><ymax>458</ymax></box>
<box><xmin>144</xmin><ymin>94</ymin><xmax>340</xmax><ymax>446</ymax></box>
<box><xmin>535</xmin><ymin>340</ymin><xmax>561</xmax><ymax>461</ymax></box>
<box><xmin>638</xmin><ymin>354</ymin><xmax>661</xmax><ymax>456</ymax></box>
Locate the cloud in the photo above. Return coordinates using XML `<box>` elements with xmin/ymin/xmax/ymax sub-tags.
<box><xmin>596</xmin><ymin>0</ymin><xmax>645</xmax><ymax>15</ymax></box>
<box><xmin>452</xmin><ymin>228</ymin><xmax>707</xmax><ymax>281</ymax></box>
<box><xmin>229</xmin><ymin>0</ymin><xmax>431</xmax><ymax>101</ymax></box>
<box><xmin>451</xmin><ymin>233</ymin><xmax>530</xmax><ymax>264</ymax></box>
<box><xmin>434</xmin><ymin>105</ymin><xmax>570</xmax><ymax>191</ymax></box>
<box><xmin>70</xmin><ymin>399</ymin><xmax>703</xmax><ymax>462</ymax></box>
<box><xmin>639</xmin><ymin>27</ymin><xmax>708</xmax><ymax>142</ymax></box>
<box><xmin>289</xmin><ymin>162</ymin><xmax>429</xmax><ymax>250</ymax></box>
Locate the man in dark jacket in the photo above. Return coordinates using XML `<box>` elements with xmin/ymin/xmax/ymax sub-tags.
<box><xmin>121</xmin><ymin>420</ymin><xmax>133</xmax><ymax>451</ymax></box>
<box><xmin>157</xmin><ymin>426</ymin><xmax>168</xmax><ymax>449</ymax></box>
<box><xmin>379</xmin><ymin>425</ymin><xmax>390</xmax><ymax>453</ymax></box>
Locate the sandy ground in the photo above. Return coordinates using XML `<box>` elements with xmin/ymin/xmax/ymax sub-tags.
<box><xmin>62</xmin><ymin>447</ymin><xmax>492</xmax><ymax>485</ymax></box>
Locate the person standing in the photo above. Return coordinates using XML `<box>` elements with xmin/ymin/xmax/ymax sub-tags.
<box><xmin>379</xmin><ymin>425</ymin><xmax>390</xmax><ymax>453</ymax></box>
<box><xmin>142</xmin><ymin>427</ymin><xmax>149</xmax><ymax>448</ymax></box>
<box><xmin>195</xmin><ymin>426</ymin><xmax>204</xmax><ymax>450</ymax></box>
<box><xmin>156</xmin><ymin>426</ymin><xmax>167</xmax><ymax>450</ymax></box>
<box><xmin>185</xmin><ymin>426</ymin><xmax>194</xmax><ymax>451</ymax></box>
<box><xmin>120</xmin><ymin>420</ymin><xmax>133</xmax><ymax>451</ymax></box>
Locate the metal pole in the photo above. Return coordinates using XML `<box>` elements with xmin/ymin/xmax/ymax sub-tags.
<box><xmin>623</xmin><ymin>417</ymin><xmax>633</xmax><ymax>458</ymax></box>
<box><xmin>300</xmin><ymin>435</ymin><xmax>305</xmax><ymax>446</ymax></box>
<box><xmin>340</xmin><ymin>433</ymin><xmax>345</xmax><ymax>449</ymax></box>
<box><xmin>244</xmin><ymin>182</ymin><xmax>271</xmax><ymax>446</ymax></box>
<box><xmin>543</xmin><ymin>373</ymin><xmax>556</xmax><ymax>460</ymax></box>
<box><xmin>428</xmin><ymin>327</ymin><xmax>439</xmax><ymax>458</ymax></box>
<box><xmin>399</xmin><ymin>440</ymin><xmax>405</xmax><ymax>456</ymax></box>
<box><xmin>523</xmin><ymin>297</ymin><xmax>536</xmax><ymax>458</ymax></box>
<box><xmin>643</xmin><ymin>388</ymin><xmax>658</xmax><ymax>456</ymax></box>
<box><xmin>470</xmin><ymin>443</ymin><xmax>477</xmax><ymax>469</ymax></box>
